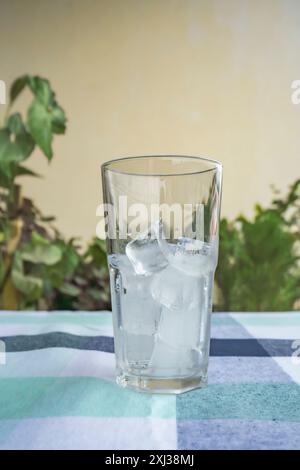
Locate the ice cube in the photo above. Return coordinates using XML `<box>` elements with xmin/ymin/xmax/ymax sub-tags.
<box><xmin>109</xmin><ymin>254</ymin><xmax>161</xmax><ymax>335</ymax></box>
<box><xmin>125</xmin><ymin>333</ymin><xmax>155</xmax><ymax>370</ymax></box>
<box><xmin>156</xmin><ymin>305</ymin><xmax>202</xmax><ymax>349</ymax></box>
<box><xmin>158</xmin><ymin>237</ymin><xmax>216</xmax><ymax>277</ymax></box>
<box><xmin>149</xmin><ymin>339</ymin><xmax>200</xmax><ymax>377</ymax></box>
<box><xmin>122</xmin><ymin>276</ymin><xmax>161</xmax><ymax>368</ymax></box>
<box><xmin>177</xmin><ymin>237</ymin><xmax>208</xmax><ymax>253</ymax></box>
<box><xmin>150</xmin><ymin>266</ymin><xmax>205</xmax><ymax>376</ymax></box>
<box><xmin>125</xmin><ymin>224</ymin><xmax>168</xmax><ymax>276</ymax></box>
<box><xmin>151</xmin><ymin>265</ymin><xmax>202</xmax><ymax>310</ymax></box>
<box><xmin>121</xmin><ymin>276</ymin><xmax>161</xmax><ymax>335</ymax></box>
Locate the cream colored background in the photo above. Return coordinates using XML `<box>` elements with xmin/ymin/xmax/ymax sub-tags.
<box><xmin>0</xmin><ymin>0</ymin><xmax>300</xmax><ymax>242</ymax></box>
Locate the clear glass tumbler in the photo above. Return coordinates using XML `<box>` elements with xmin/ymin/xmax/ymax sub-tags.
<box><xmin>101</xmin><ymin>155</ymin><xmax>222</xmax><ymax>394</ymax></box>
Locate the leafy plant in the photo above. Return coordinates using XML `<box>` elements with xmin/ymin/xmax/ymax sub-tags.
<box><xmin>215</xmin><ymin>180</ymin><xmax>300</xmax><ymax>311</ymax></box>
<box><xmin>0</xmin><ymin>75</ymin><xmax>110</xmax><ymax>310</ymax></box>
<box><xmin>1</xmin><ymin>75</ymin><xmax>299</xmax><ymax>313</ymax></box>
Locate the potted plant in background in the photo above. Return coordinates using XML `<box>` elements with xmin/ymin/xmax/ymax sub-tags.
<box><xmin>215</xmin><ymin>179</ymin><xmax>300</xmax><ymax>311</ymax></box>
<box><xmin>0</xmin><ymin>75</ymin><xmax>110</xmax><ymax>311</ymax></box>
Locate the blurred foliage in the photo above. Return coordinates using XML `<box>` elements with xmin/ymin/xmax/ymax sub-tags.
<box><xmin>0</xmin><ymin>75</ymin><xmax>110</xmax><ymax>310</ymax></box>
<box><xmin>1</xmin><ymin>75</ymin><xmax>299</xmax><ymax>313</ymax></box>
<box><xmin>215</xmin><ymin>179</ymin><xmax>300</xmax><ymax>311</ymax></box>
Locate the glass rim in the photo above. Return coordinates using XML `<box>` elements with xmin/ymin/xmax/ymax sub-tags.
<box><xmin>101</xmin><ymin>154</ymin><xmax>222</xmax><ymax>177</ymax></box>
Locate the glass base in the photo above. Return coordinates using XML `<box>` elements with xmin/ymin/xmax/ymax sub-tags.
<box><xmin>116</xmin><ymin>372</ymin><xmax>207</xmax><ymax>394</ymax></box>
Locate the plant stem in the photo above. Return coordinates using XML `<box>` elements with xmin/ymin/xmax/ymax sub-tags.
<box><xmin>0</xmin><ymin>257</ymin><xmax>13</xmax><ymax>294</ymax></box>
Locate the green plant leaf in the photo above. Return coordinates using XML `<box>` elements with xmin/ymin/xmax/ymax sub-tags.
<box><xmin>85</xmin><ymin>238</ymin><xmax>107</xmax><ymax>267</ymax></box>
<box><xmin>20</xmin><ymin>232</ymin><xmax>62</xmax><ymax>265</ymax></box>
<box><xmin>22</xmin><ymin>245</ymin><xmax>62</xmax><ymax>265</ymax></box>
<box><xmin>27</xmin><ymin>76</ymin><xmax>67</xmax><ymax>135</ymax></box>
<box><xmin>0</xmin><ymin>129</ymin><xmax>12</xmax><ymax>160</ymax></box>
<box><xmin>27</xmin><ymin>98</ymin><xmax>53</xmax><ymax>159</ymax></box>
<box><xmin>27</xmin><ymin>76</ymin><xmax>53</xmax><ymax>107</ymax></box>
<box><xmin>40</xmin><ymin>215</ymin><xmax>55</xmax><ymax>222</ymax></box>
<box><xmin>59</xmin><ymin>283</ymin><xmax>80</xmax><ymax>297</ymax></box>
<box><xmin>0</xmin><ymin>116</ymin><xmax>35</xmax><ymax>164</ymax></box>
<box><xmin>0</xmin><ymin>115</ymin><xmax>35</xmax><ymax>187</ymax></box>
<box><xmin>6</xmin><ymin>75</ymin><xmax>67</xmax><ymax>162</ymax></box>
<box><xmin>43</xmin><ymin>240</ymin><xmax>80</xmax><ymax>289</ymax></box>
<box><xmin>9</xmin><ymin>75</ymin><xmax>28</xmax><ymax>104</ymax></box>
<box><xmin>88</xmin><ymin>288</ymin><xmax>102</xmax><ymax>301</ymax></box>
<box><xmin>15</xmin><ymin>133</ymin><xmax>35</xmax><ymax>162</ymax></box>
<box><xmin>0</xmin><ymin>130</ymin><xmax>12</xmax><ymax>182</ymax></box>
<box><xmin>60</xmin><ymin>242</ymin><xmax>80</xmax><ymax>275</ymax></box>
<box><xmin>0</xmin><ymin>164</ymin><xmax>12</xmax><ymax>187</ymax></box>
<box><xmin>12</xmin><ymin>269</ymin><xmax>43</xmax><ymax>301</ymax></box>
<box><xmin>11</xmin><ymin>254</ymin><xmax>43</xmax><ymax>301</ymax></box>
<box><xmin>51</xmin><ymin>104</ymin><xmax>67</xmax><ymax>134</ymax></box>
<box><xmin>15</xmin><ymin>165</ymin><xmax>40</xmax><ymax>178</ymax></box>
<box><xmin>31</xmin><ymin>231</ymin><xmax>49</xmax><ymax>246</ymax></box>
<box><xmin>7</xmin><ymin>113</ymin><xmax>24</xmax><ymax>134</ymax></box>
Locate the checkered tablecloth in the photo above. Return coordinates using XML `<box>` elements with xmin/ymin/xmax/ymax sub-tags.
<box><xmin>0</xmin><ymin>311</ymin><xmax>300</xmax><ymax>450</ymax></box>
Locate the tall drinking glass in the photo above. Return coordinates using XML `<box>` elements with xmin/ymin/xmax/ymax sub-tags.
<box><xmin>101</xmin><ymin>155</ymin><xmax>222</xmax><ymax>393</ymax></box>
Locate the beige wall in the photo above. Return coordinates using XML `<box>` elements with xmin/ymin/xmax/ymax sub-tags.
<box><xmin>0</xmin><ymin>0</ymin><xmax>300</xmax><ymax>242</ymax></box>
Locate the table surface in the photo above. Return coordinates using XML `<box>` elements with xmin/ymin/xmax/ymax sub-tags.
<box><xmin>0</xmin><ymin>311</ymin><xmax>300</xmax><ymax>450</ymax></box>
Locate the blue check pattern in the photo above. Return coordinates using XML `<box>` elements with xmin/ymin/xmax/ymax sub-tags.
<box><xmin>0</xmin><ymin>311</ymin><xmax>299</xmax><ymax>449</ymax></box>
